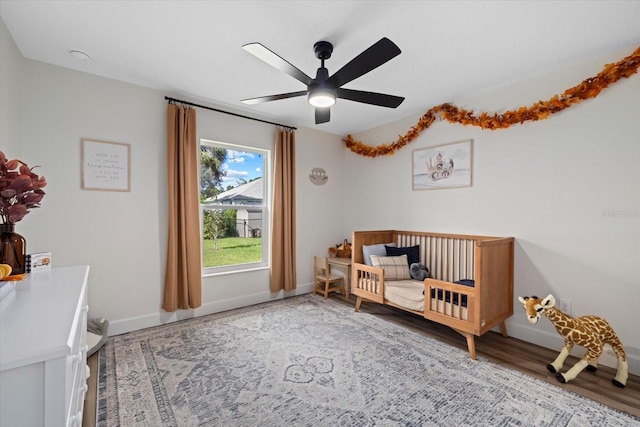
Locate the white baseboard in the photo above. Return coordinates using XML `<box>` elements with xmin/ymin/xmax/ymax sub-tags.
<box><xmin>108</xmin><ymin>282</ymin><xmax>314</xmax><ymax>336</ymax></box>
<box><xmin>508</xmin><ymin>322</ymin><xmax>640</xmax><ymax>376</ymax></box>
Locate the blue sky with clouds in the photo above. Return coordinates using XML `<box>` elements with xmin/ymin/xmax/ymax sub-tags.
<box><xmin>220</xmin><ymin>149</ymin><xmax>263</xmax><ymax>189</ymax></box>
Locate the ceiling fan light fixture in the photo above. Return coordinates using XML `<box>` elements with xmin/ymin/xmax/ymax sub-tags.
<box><xmin>308</xmin><ymin>88</ymin><xmax>336</xmax><ymax>107</ymax></box>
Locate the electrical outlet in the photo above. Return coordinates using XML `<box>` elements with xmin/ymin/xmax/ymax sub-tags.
<box><xmin>559</xmin><ymin>298</ymin><xmax>572</xmax><ymax>315</ymax></box>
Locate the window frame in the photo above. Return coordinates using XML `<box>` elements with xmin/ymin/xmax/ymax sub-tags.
<box><xmin>199</xmin><ymin>139</ymin><xmax>270</xmax><ymax>276</ymax></box>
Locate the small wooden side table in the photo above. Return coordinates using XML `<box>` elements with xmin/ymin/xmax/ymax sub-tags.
<box><xmin>327</xmin><ymin>257</ymin><xmax>352</xmax><ymax>299</ymax></box>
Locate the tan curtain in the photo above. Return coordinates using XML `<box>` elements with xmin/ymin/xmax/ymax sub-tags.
<box><xmin>270</xmin><ymin>128</ymin><xmax>297</xmax><ymax>292</ymax></box>
<box><xmin>163</xmin><ymin>104</ymin><xmax>202</xmax><ymax>311</ymax></box>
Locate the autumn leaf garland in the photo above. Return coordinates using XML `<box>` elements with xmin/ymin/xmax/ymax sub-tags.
<box><xmin>344</xmin><ymin>46</ymin><xmax>640</xmax><ymax>158</ymax></box>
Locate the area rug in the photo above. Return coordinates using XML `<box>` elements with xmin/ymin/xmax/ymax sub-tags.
<box><xmin>97</xmin><ymin>294</ymin><xmax>639</xmax><ymax>426</ymax></box>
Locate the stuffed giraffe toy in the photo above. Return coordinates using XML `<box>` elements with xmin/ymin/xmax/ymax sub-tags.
<box><xmin>518</xmin><ymin>295</ymin><xmax>628</xmax><ymax>388</ymax></box>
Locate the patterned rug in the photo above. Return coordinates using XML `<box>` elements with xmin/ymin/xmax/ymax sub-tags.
<box><xmin>97</xmin><ymin>294</ymin><xmax>639</xmax><ymax>426</ymax></box>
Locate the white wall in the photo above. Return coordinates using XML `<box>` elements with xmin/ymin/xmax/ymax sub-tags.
<box><xmin>1</xmin><ymin>18</ymin><xmax>346</xmax><ymax>335</ymax></box>
<box><xmin>0</xmin><ymin>18</ymin><xmax>22</xmax><ymax>156</ymax></box>
<box><xmin>344</xmin><ymin>47</ymin><xmax>640</xmax><ymax>374</ymax></box>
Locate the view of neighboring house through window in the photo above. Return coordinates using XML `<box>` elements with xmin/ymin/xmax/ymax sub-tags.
<box><xmin>199</xmin><ymin>139</ymin><xmax>269</xmax><ymax>273</ymax></box>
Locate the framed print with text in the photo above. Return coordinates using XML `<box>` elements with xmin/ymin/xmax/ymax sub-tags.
<box><xmin>81</xmin><ymin>139</ymin><xmax>131</xmax><ymax>191</ymax></box>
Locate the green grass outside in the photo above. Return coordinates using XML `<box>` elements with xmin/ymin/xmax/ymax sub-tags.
<box><xmin>203</xmin><ymin>237</ymin><xmax>262</xmax><ymax>267</ymax></box>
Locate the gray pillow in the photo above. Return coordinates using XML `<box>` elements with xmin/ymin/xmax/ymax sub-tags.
<box><xmin>362</xmin><ymin>242</ymin><xmax>396</xmax><ymax>266</ymax></box>
<box><xmin>410</xmin><ymin>262</ymin><xmax>429</xmax><ymax>281</ymax></box>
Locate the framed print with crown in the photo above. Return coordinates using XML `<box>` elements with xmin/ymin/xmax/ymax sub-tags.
<box><xmin>412</xmin><ymin>139</ymin><xmax>473</xmax><ymax>191</ymax></box>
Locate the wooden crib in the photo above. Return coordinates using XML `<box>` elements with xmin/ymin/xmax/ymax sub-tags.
<box><xmin>351</xmin><ymin>230</ymin><xmax>514</xmax><ymax>359</ymax></box>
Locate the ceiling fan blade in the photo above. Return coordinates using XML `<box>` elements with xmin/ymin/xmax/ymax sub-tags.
<box><xmin>315</xmin><ymin>107</ymin><xmax>330</xmax><ymax>124</ymax></box>
<box><xmin>243</xmin><ymin>43</ymin><xmax>313</xmax><ymax>86</ymax></box>
<box><xmin>326</xmin><ymin>37</ymin><xmax>401</xmax><ymax>88</ymax></box>
<box><xmin>336</xmin><ymin>88</ymin><xmax>404</xmax><ymax>108</ymax></box>
<box><xmin>241</xmin><ymin>91</ymin><xmax>307</xmax><ymax>105</ymax></box>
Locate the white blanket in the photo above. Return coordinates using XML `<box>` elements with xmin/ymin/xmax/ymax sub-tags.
<box><xmin>384</xmin><ymin>280</ymin><xmax>468</xmax><ymax>320</ymax></box>
<box><xmin>384</xmin><ymin>280</ymin><xmax>424</xmax><ymax>311</ymax></box>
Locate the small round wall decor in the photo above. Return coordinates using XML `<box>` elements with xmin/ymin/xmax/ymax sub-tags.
<box><xmin>309</xmin><ymin>168</ymin><xmax>328</xmax><ymax>185</ymax></box>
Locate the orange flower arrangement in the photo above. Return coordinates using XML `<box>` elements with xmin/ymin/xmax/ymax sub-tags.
<box><xmin>344</xmin><ymin>46</ymin><xmax>640</xmax><ymax>158</ymax></box>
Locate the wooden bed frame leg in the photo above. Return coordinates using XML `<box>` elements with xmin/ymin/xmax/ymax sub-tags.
<box><xmin>500</xmin><ymin>321</ymin><xmax>508</xmax><ymax>337</ymax></box>
<box><xmin>465</xmin><ymin>334</ymin><xmax>476</xmax><ymax>360</ymax></box>
<box><xmin>355</xmin><ymin>296</ymin><xmax>362</xmax><ymax>312</ymax></box>
<box><xmin>453</xmin><ymin>328</ymin><xmax>477</xmax><ymax>360</ymax></box>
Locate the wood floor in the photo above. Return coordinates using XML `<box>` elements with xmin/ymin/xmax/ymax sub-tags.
<box><xmin>82</xmin><ymin>295</ymin><xmax>640</xmax><ymax>426</ymax></box>
<box><xmin>82</xmin><ymin>352</ymin><xmax>99</xmax><ymax>427</ymax></box>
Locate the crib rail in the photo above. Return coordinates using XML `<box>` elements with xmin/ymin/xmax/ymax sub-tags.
<box><xmin>424</xmin><ymin>278</ymin><xmax>477</xmax><ymax>334</ymax></box>
<box><xmin>352</xmin><ymin>263</ymin><xmax>384</xmax><ymax>311</ymax></box>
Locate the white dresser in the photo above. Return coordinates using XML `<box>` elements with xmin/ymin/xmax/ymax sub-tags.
<box><xmin>0</xmin><ymin>266</ymin><xmax>90</xmax><ymax>427</ymax></box>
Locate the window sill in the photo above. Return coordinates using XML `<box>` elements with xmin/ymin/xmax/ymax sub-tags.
<box><xmin>202</xmin><ymin>265</ymin><xmax>270</xmax><ymax>279</ymax></box>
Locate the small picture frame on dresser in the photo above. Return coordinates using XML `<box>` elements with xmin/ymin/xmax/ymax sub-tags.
<box><xmin>26</xmin><ymin>252</ymin><xmax>52</xmax><ymax>273</ymax></box>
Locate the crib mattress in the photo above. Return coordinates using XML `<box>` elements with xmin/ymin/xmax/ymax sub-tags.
<box><xmin>383</xmin><ymin>280</ymin><xmax>468</xmax><ymax>320</ymax></box>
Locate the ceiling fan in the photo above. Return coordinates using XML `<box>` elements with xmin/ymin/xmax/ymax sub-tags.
<box><xmin>241</xmin><ymin>38</ymin><xmax>405</xmax><ymax>124</ymax></box>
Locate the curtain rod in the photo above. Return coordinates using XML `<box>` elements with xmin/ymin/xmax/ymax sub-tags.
<box><xmin>164</xmin><ymin>96</ymin><xmax>297</xmax><ymax>131</ymax></box>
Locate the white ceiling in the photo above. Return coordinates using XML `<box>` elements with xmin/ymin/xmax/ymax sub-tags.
<box><xmin>1</xmin><ymin>1</ymin><xmax>639</xmax><ymax>136</ymax></box>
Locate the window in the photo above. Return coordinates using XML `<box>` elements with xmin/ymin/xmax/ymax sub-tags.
<box><xmin>199</xmin><ymin>139</ymin><xmax>269</xmax><ymax>274</ymax></box>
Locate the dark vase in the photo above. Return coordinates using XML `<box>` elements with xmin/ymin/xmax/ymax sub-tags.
<box><xmin>0</xmin><ymin>223</ymin><xmax>26</xmax><ymax>276</ymax></box>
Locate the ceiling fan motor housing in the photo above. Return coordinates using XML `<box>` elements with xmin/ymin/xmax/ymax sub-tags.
<box><xmin>309</xmin><ymin>42</ymin><xmax>335</xmax><ymax>107</ymax></box>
